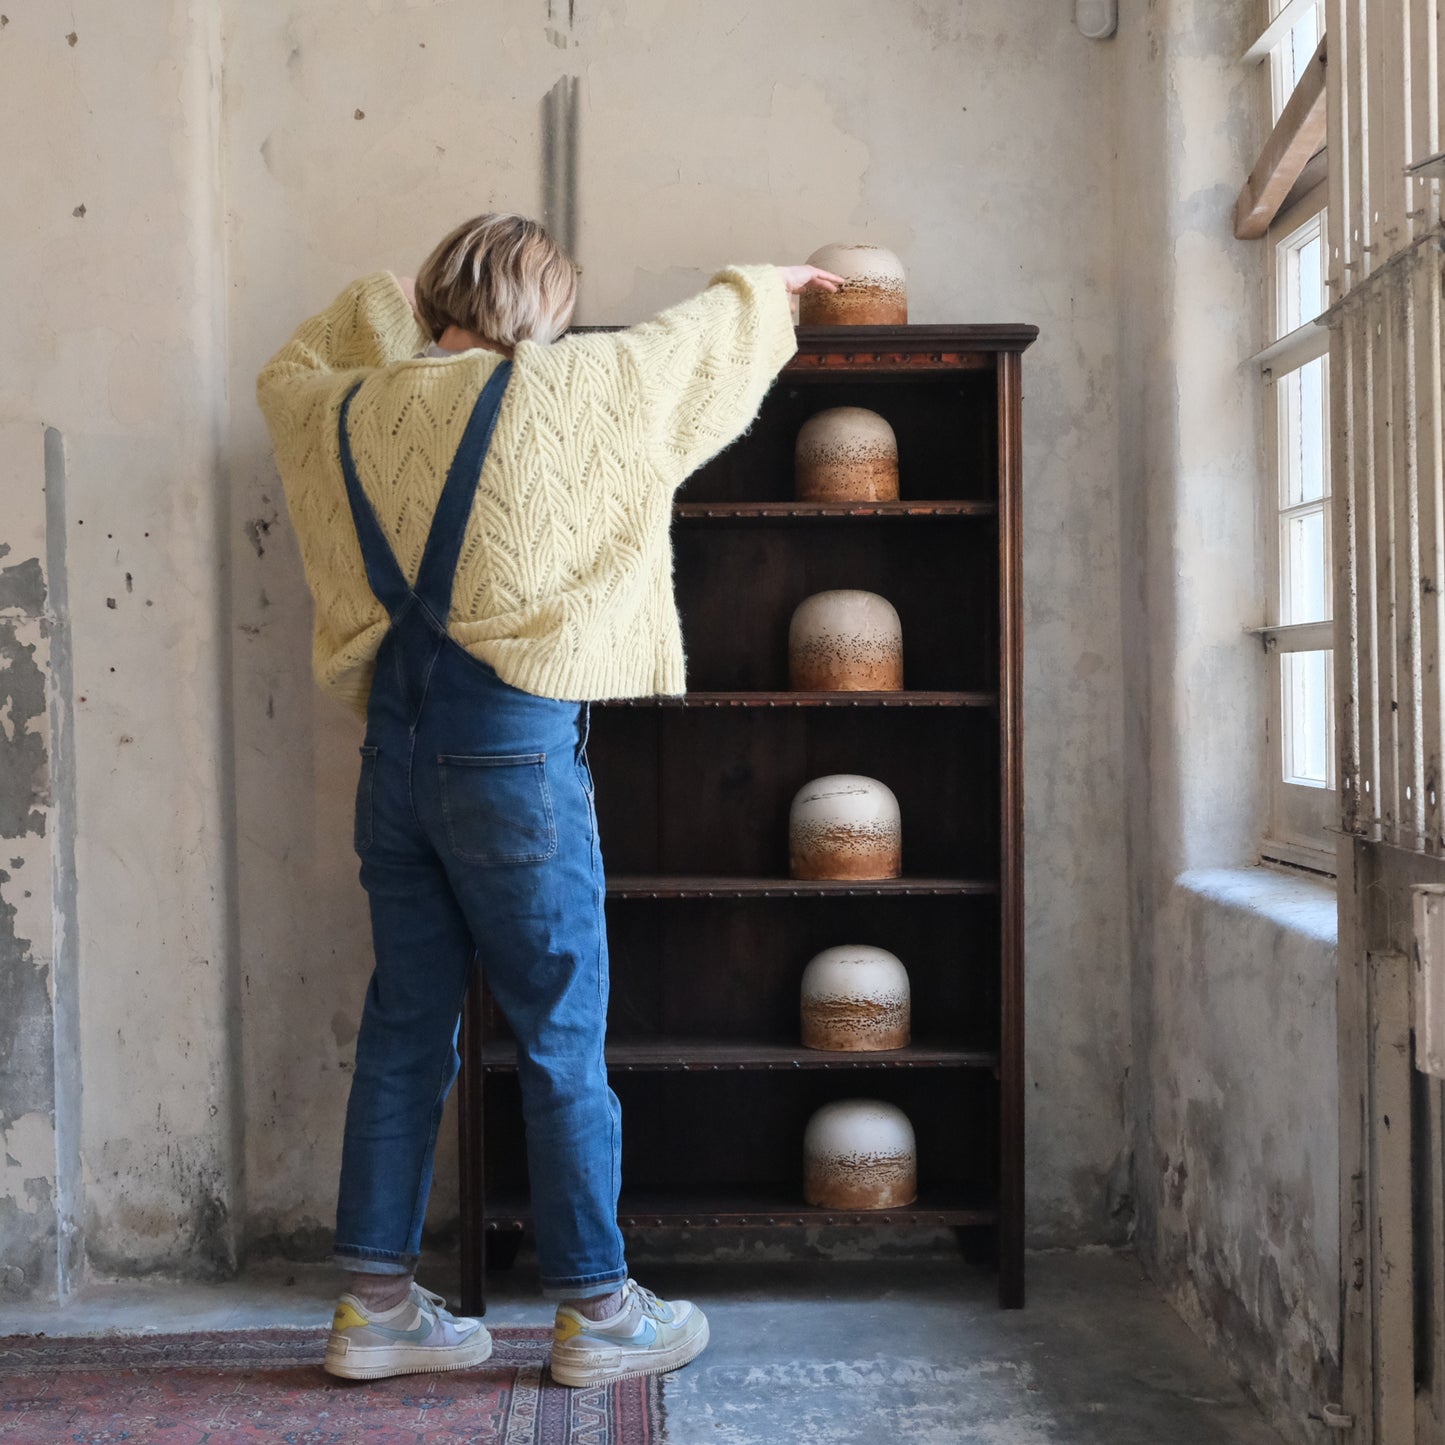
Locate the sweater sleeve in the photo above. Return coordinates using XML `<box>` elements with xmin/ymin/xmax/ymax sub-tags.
<box><xmin>255</xmin><ymin>274</ymin><xmax>427</xmax><ymax>721</ymax></box>
<box><xmin>609</xmin><ymin>264</ymin><xmax>798</xmax><ymax>488</ymax></box>
<box><xmin>255</xmin><ymin>272</ymin><xmax>428</xmax><ymax>441</ymax></box>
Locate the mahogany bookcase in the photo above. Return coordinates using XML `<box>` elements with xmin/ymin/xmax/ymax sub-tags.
<box><xmin>458</xmin><ymin>322</ymin><xmax>1036</xmax><ymax>1311</ymax></box>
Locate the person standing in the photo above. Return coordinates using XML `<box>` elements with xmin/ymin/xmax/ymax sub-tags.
<box><xmin>256</xmin><ymin>212</ymin><xmax>841</xmax><ymax>1386</ymax></box>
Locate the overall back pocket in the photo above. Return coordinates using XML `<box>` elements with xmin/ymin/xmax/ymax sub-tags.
<box><xmin>437</xmin><ymin>753</ymin><xmax>558</xmax><ymax>865</ymax></box>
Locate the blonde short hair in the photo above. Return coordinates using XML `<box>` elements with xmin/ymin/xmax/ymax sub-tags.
<box><xmin>415</xmin><ymin>213</ymin><xmax>578</xmax><ymax>347</ymax></box>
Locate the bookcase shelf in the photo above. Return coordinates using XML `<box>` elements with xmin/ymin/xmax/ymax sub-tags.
<box><xmin>598</xmin><ymin>691</ymin><xmax>997</xmax><ymax>709</ymax></box>
<box><xmin>483</xmin><ymin>1188</ymin><xmax>998</xmax><ymax>1232</ymax></box>
<box><xmin>457</xmin><ymin>322</ymin><xmax>1034</xmax><ymax>1312</ymax></box>
<box><xmin>478</xmin><ymin>1038</ymin><xmax>1000</xmax><ymax>1073</ymax></box>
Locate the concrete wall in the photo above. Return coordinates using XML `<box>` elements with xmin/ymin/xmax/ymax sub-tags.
<box><xmin>223</xmin><ymin>0</ymin><xmax>1131</xmax><ymax>1253</ymax></box>
<box><xmin>0</xmin><ymin>0</ymin><xmax>240</xmax><ymax>1295</ymax></box>
<box><xmin>1116</xmin><ymin>1</ymin><xmax>1341</xmax><ymax>1436</ymax></box>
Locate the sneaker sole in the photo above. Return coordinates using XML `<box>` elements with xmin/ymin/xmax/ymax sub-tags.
<box><xmin>323</xmin><ymin>1330</ymin><xmax>493</xmax><ymax>1381</ymax></box>
<box><xmin>548</xmin><ymin>1316</ymin><xmax>709</xmax><ymax>1388</ymax></box>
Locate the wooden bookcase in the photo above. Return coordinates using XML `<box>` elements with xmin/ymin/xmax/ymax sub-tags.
<box><xmin>458</xmin><ymin>323</ymin><xmax>1036</xmax><ymax>1311</ymax></box>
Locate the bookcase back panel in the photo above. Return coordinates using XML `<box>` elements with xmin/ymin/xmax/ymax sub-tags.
<box><xmin>602</xmin><ymin>894</ymin><xmax>1000</xmax><ymax>1047</ymax></box>
<box><xmin>588</xmin><ymin>708</ymin><xmax>1000</xmax><ymax>878</ymax></box>
<box><xmin>481</xmin><ymin>1070</ymin><xmax>997</xmax><ymax>1199</ymax></box>
<box><xmin>685</xmin><ymin>373</ymin><xmax>999</xmax><ymax>504</ymax></box>
<box><xmin>672</xmin><ymin>519</ymin><xmax>999</xmax><ymax>692</ymax></box>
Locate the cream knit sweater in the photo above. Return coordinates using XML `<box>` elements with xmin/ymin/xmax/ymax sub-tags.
<box><xmin>256</xmin><ymin>265</ymin><xmax>797</xmax><ymax>714</ymax></box>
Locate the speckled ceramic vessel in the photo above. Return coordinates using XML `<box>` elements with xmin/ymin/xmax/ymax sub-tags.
<box><xmin>798</xmin><ymin>243</ymin><xmax>908</xmax><ymax>326</ymax></box>
<box><xmin>794</xmin><ymin>407</ymin><xmax>899</xmax><ymax>503</ymax></box>
<box><xmin>801</xmin><ymin>946</ymin><xmax>911</xmax><ymax>1052</ymax></box>
<box><xmin>788</xmin><ymin>590</ymin><xmax>904</xmax><ymax>692</ymax></box>
<box><xmin>803</xmin><ymin>1099</ymin><xmax>917</xmax><ymax>1209</ymax></box>
<box><xmin>789</xmin><ymin>774</ymin><xmax>902</xmax><ymax>881</ymax></box>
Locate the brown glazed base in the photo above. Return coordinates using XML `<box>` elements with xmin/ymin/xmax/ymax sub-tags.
<box><xmin>789</xmin><ymin>656</ymin><xmax>905</xmax><ymax>692</ymax></box>
<box><xmin>795</xmin><ymin>457</ymin><xmax>900</xmax><ymax>503</ymax></box>
<box><xmin>790</xmin><ymin>840</ymin><xmax>902</xmax><ymax>881</ymax></box>
<box><xmin>801</xmin><ymin>999</ymin><xmax>910</xmax><ymax>1052</ymax></box>
<box><xmin>804</xmin><ymin>1158</ymin><xmax>918</xmax><ymax>1210</ymax></box>
<box><xmin>799</xmin><ymin>287</ymin><xmax>908</xmax><ymax>327</ymax></box>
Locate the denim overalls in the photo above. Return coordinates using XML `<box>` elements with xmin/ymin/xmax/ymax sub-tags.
<box><xmin>331</xmin><ymin>360</ymin><xmax>628</xmax><ymax>1302</ymax></box>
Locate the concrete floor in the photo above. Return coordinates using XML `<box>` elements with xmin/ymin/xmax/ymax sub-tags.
<box><xmin>0</xmin><ymin>1252</ymin><xmax>1284</xmax><ymax>1445</ymax></box>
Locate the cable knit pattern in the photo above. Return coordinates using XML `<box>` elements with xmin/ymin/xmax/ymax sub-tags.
<box><xmin>256</xmin><ymin>266</ymin><xmax>797</xmax><ymax>714</ymax></box>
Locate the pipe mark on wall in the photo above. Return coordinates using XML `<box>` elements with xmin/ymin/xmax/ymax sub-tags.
<box><xmin>540</xmin><ymin>75</ymin><xmax>579</xmax><ymax>260</ymax></box>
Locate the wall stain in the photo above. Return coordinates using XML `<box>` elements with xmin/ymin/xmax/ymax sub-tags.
<box><xmin>0</xmin><ymin>555</ymin><xmax>44</xmax><ymax>613</ymax></box>
<box><xmin>0</xmin><ymin>868</ymin><xmax>54</xmax><ymax>1132</ymax></box>
<box><xmin>244</xmin><ymin>512</ymin><xmax>276</xmax><ymax>558</ymax></box>
<box><xmin>0</xmin><ymin>619</ymin><xmax>48</xmax><ymax>839</ymax></box>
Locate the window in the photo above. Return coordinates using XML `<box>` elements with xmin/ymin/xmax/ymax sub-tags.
<box><xmin>1260</xmin><ymin>191</ymin><xmax>1333</xmax><ymax>869</ymax></box>
<box><xmin>1269</xmin><ymin>0</ymin><xmax>1324</xmax><ymax>121</ymax></box>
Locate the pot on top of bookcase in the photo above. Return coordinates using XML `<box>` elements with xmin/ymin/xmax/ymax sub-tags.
<box><xmin>798</xmin><ymin>243</ymin><xmax>907</xmax><ymax>326</ymax></box>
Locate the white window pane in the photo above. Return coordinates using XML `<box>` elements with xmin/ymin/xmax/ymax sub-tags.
<box><xmin>1283</xmin><ymin>650</ymin><xmax>1332</xmax><ymax>787</ymax></box>
<box><xmin>1288</xmin><ymin>9</ymin><xmax>1320</xmax><ymax>91</ymax></box>
<box><xmin>1283</xmin><ymin>506</ymin><xmax>1328</xmax><ymax>623</ymax></box>
<box><xmin>1280</xmin><ymin>356</ymin><xmax>1328</xmax><ymax>506</ymax></box>
<box><xmin>1293</xmin><ymin>233</ymin><xmax>1324</xmax><ymax>327</ymax></box>
<box><xmin>1277</xmin><ymin>212</ymin><xmax>1326</xmax><ymax>336</ymax></box>
<box><xmin>1269</xmin><ymin>4</ymin><xmax>1323</xmax><ymax>125</ymax></box>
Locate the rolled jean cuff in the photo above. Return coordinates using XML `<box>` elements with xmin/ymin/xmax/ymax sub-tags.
<box><xmin>335</xmin><ymin>1245</ymin><xmax>418</xmax><ymax>1277</ymax></box>
<box><xmin>540</xmin><ymin>1269</ymin><xmax>628</xmax><ymax>1302</ymax></box>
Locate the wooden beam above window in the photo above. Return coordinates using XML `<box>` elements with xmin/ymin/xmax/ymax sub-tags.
<box><xmin>1235</xmin><ymin>34</ymin><xmax>1328</xmax><ymax>239</ymax></box>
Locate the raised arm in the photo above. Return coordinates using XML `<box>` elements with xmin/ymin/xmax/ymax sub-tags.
<box><xmin>608</xmin><ymin>263</ymin><xmax>840</xmax><ymax>489</ymax></box>
<box><xmin>255</xmin><ymin>272</ymin><xmax>429</xmax><ymax>451</ymax></box>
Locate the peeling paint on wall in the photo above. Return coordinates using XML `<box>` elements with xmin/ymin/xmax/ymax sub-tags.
<box><xmin>0</xmin><ymin>556</ymin><xmax>48</xmax><ymax>841</ymax></box>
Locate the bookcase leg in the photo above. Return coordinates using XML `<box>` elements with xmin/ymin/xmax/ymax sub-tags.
<box><xmin>486</xmin><ymin>1232</ymin><xmax>523</xmax><ymax>1271</ymax></box>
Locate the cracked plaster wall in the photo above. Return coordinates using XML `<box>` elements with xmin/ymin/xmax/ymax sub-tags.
<box><xmin>222</xmin><ymin>0</ymin><xmax>1130</xmax><ymax>1255</ymax></box>
<box><xmin>1116</xmin><ymin>2</ymin><xmax>1341</xmax><ymax>1438</ymax></box>
<box><xmin>0</xmin><ymin>1</ymin><xmax>240</xmax><ymax>1296</ymax></box>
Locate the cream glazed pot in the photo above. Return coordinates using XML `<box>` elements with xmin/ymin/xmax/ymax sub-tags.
<box><xmin>789</xmin><ymin>774</ymin><xmax>902</xmax><ymax>880</ymax></box>
<box><xmin>794</xmin><ymin>406</ymin><xmax>899</xmax><ymax>503</ymax></box>
<box><xmin>801</xmin><ymin>945</ymin><xmax>911</xmax><ymax>1052</ymax></box>
<box><xmin>788</xmin><ymin>590</ymin><xmax>903</xmax><ymax>692</ymax></box>
<box><xmin>803</xmin><ymin>1099</ymin><xmax>917</xmax><ymax>1209</ymax></box>
<box><xmin>799</xmin><ymin>243</ymin><xmax>908</xmax><ymax>326</ymax></box>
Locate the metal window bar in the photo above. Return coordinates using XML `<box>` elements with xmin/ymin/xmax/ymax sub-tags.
<box><xmin>1327</xmin><ymin>0</ymin><xmax>1445</xmax><ymax>856</ymax></box>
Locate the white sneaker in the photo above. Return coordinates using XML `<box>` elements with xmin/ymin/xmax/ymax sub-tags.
<box><xmin>549</xmin><ymin>1278</ymin><xmax>709</xmax><ymax>1387</ymax></box>
<box><xmin>323</xmin><ymin>1283</ymin><xmax>493</xmax><ymax>1380</ymax></box>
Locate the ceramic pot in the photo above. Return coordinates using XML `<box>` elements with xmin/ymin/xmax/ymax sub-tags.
<box><xmin>794</xmin><ymin>406</ymin><xmax>899</xmax><ymax>503</ymax></box>
<box><xmin>803</xmin><ymin>1099</ymin><xmax>917</xmax><ymax>1209</ymax></box>
<box><xmin>801</xmin><ymin>945</ymin><xmax>911</xmax><ymax>1052</ymax></box>
<box><xmin>789</xmin><ymin>774</ymin><xmax>902</xmax><ymax>881</ymax></box>
<box><xmin>798</xmin><ymin>242</ymin><xmax>907</xmax><ymax>326</ymax></box>
<box><xmin>788</xmin><ymin>590</ymin><xmax>903</xmax><ymax>692</ymax></box>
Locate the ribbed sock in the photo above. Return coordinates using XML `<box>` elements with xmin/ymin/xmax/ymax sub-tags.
<box><xmin>566</xmin><ymin>1287</ymin><xmax>625</xmax><ymax>1321</ymax></box>
<box><xmin>349</xmin><ymin>1272</ymin><xmax>414</xmax><ymax>1313</ymax></box>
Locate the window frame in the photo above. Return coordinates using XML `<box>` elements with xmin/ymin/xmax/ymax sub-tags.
<box><xmin>1258</xmin><ymin>178</ymin><xmax>1336</xmax><ymax>875</ymax></box>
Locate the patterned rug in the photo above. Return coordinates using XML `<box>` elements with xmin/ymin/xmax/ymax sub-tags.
<box><xmin>0</xmin><ymin>1327</ymin><xmax>665</xmax><ymax>1444</ymax></box>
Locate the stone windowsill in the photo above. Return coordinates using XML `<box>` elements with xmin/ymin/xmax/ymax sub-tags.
<box><xmin>1174</xmin><ymin>864</ymin><xmax>1338</xmax><ymax>948</ymax></box>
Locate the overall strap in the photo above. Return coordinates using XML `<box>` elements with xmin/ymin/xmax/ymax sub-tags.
<box><xmin>412</xmin><ymin>360</ymin><xmax>514</xmax><ymax>626</ymax></box>
<box><xmin>336</xmin><ymin>381</ymin><xmax>412</xmax><ymax>618</ymax></box>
